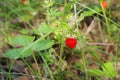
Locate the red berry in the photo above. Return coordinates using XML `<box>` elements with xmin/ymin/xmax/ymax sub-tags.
<box><xmin>102</xmin><ymin>1</ymin><xmax>108</xmax><ymax>9</ymax></box>
<box><xmin>22</xmin><ymin>0</ymin><xmax>26</xmax><ymax>4</ymax></box>
<box><xmin>65</xmin><ymin>37</ymin><xmax>77</xmax><ymax>49</ymax></box>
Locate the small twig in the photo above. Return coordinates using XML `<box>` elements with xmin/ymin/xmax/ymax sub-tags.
<box><xmin>85</xmin><ymin>18</ymin><xmax>97</xmax><ymax>35</ymax></box>
<box><xmin>86</xmin><ymin>42</ymin><xmax>116</xmax><ymax>46</ymax></box>
<box><xmin>0</xmin><ymin>72</ymin><xmax>39</xmax><ymax>78</ymax></box>
<box><xmin>69</xmin><ymin>8</ymin><xmax>84</xmax><ymax>21</ymax></box>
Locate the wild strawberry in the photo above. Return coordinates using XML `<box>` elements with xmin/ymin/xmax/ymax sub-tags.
<box><xmin>65</xmin><ymin>37</ymin><xmax>77</xmax><ymax>49</ymax></box>
<box><xmin>21</xmin><ymin>0</ymin><xmax>26</xmax><ymax>4</ymax></box>
<box><xmin>102</xmin><ymin>1</ymin><xmax>108</xmax><ymax>9</ymax></box>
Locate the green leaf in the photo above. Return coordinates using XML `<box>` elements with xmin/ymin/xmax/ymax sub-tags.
<box><xmin>83</xmin><ymin>10</ymin><xmax>95</xmax><ymax>17</ymax></box>
<box><xmin>32</xmin><ymin>40</ymin><xmax>54</xmax><ymax>51</ymax></box>
<box><xmin>91</xmin><ymin>51</ymin><xmax>99</xmax><ymax>61</ymax></box>
<box><xmin>102</xmin><ymin>62</ymin><xmax>118</xmax><ymax>78</ymax></box>
<box><xmin>55</xmin><ymin>0</ymin><xmax>64</xmax><ymax>4</ymax></box>
<box><xmin>12</xmin><ymin>35</ymin><xmax>35</xmax><ymax>46</ymax></box>
<box><xmin>78</xmin><ymin>13</ymin><xmax>85</xmax><ymax>22</ymax></box>
<box><xmin>43</xmin><ymin>52</ymin><xmax>55</xmax><ymax>64</ymax></box>
<box><xmin>83</xmin><ymin>5</ymin><xmax>102</xmax><ymax>17</ymax></box>
<box><xmin>20</xmin><ymin>14</ymin><xmax>33</xmax><ymax>22</ymax></box>
<box><xmin>111</xmin><ymin>24</ymin><xmax>118</xmax><ymax>32</ymax></box>
<box><xmin>64</xmin><ymin>3</ymin><xmax>72</xmax><ymax>15</ymax></box>
<box><xmin>19</xmin><ymin>29</ymin><xmax>30</xmax><ymax>35</ymax></box>
<box><xmin>38</xmin><ymin>23</ymin><xmax>53</xmax><ymax>34</ymax></box>
<box><xmin>4</xmin><ymin>48</ymin><xmax>32</xmax><ymax>59</ymax></box>
<box><xmin>88</xmin><ymin>69</ymin><xmax>104</xmax><ymax>76</ymax></box>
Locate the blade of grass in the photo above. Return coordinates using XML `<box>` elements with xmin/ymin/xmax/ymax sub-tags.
<box><xmin>39</xmin><ymin>52</ymin><xmax>54</xmax><ymax>80</ymax></box>
<box><xmin>77</xmin><ymin>2</ymin><xmax>120</xmax><ymax>28</ymax></box>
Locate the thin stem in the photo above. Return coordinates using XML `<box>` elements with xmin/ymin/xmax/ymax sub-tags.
<box><xmin>74</xmin><ymin>3</ymin><xmax>77</xmax><ymax>25</ymax></box>
<box><xmin>86</xmin><ymin>42</ymin><xmax>114</xmax><ymax>46</ymax></box>
<box><xmin>115</xmin><ymin>44</ymin><xmax>119</xmax><ymax>72</ymax></box>
<box><xmin>0</xmin><ymin>72</ymin><xmax>39</xmax><ymax>78</ymax></box>
<box><xmin>32</xmin><ymin>53</ymin><xmax>42</xmax><ymax>80</ymax></box>
<box><xmin>60</xmin><ymin>32</ymin><xmax>64</xmax><ymax>58</ymax></box>
<box><xmin>39</xmin><ymin>52</ymin><xmax>54</xmax><ymax>80</ymax></box>
<box><xmin>100</xmin><ymin>2</ymin><xmax>111</xmax><ymax>37</ymax></box>
<box><xmin>81</xmin><ymin>50</ymin><xmax>88</xmax><ymax>80</ymax></box>
<box><xmin>77</xmin><ymin>2</ymin><xmax>120</xmax><ymax>27</ymax></box>
<box><xmin>7</xmin><ymin>59</ymin><xmax>15</xmax><ymax>80</ymax></box>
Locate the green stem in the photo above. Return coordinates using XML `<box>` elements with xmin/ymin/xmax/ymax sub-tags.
<box><xmin>101</xmin><ymin>3</ymin><xmax>111</xmax><ymax>37</ymax></box>
<box><xmin>60</xmin><ymin>33</ymin><xmax>64</xmax><ymax>58</ymax></box>
<box><xmin>7</xmin><ymin>59</ymin><xmax>15</xmax><ymax>80</ymax></box>
<box><xmin>81</xmin><ymin>50</ymin><xmax>88</xmax><ymax>80</ymax></box>
<box><xmin>77</xmin><ymin>2</ymin><xmax>120</xmax><ymax>28</ymax></box>
<box><xmin>115</xmin><ymin>44</ymin><xmax>119</xmax><ymax>72</ymax></box>
<box><xmin>32</xmin><ymin>53</ymin><xmax>42</xmax><ymax>80</ymax></box>
<box><xmin>39</xmin><ymin>52</ymin><xmax>54</xmax><ymax>80</ymax></box>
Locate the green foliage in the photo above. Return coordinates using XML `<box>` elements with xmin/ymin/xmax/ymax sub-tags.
<box><xmin>111</xmin><ymin>23</ymin><xmax>119</xmax><ymax>33</ymax></box>
<box><xmin>88</xmin><ymin>69</ymin><xmax>104</xmax><ymax>76</ymax></box>
<box><xmin>4</xmin><ymin>48</ymin><xmax>32</xmax><ymax>59</ymax></box>
<box><xmin>32</xmin><ymin>40</ymin><xmax>54</xmax><ymax>51</ymax></box>
<box><xmin>42</xmin><ymin>0</ymin><xmax>55</xmax><ymax>8</ymax></box>
<box><xmin>81</xmin><ymin>5</ymin><xmax>102</xmax><ymax>19</ymax></box>
<box><xmin>64</xmin><ymin>3</ymin><xmax>72</xmax><ymax>15</ymax></box>
<box><xmin>55</xmin><ymin>0</ymin><xmax>64</xmax><ymax>4</ymax></box>
<box><xmin>45</xmin><ymin>8</ymin><xmax>61</xmax><ymax>21</ymax></box>
<box><xmin>54</xmin><ymin>22</ymin><xmax>72</xmax><ymax>42</ymax></box>
<box><xmin>11</xmin><ymin>35</ymin><xmax>35</xmax><ymax>46</ymax></box>
<box><xmin>4</xmin><ymin>35</ymin><xmax>34</xmax><ymax>59</ymax></box>
<box><xmin>102</xmin><ymin>62</ymin><xmax>118</xmax><ymax>78</ymax></box>
<box><xmin>4</xmin><ymin>35</ymin><xmax>54</xmax><ymax>59</ymax></box>
<box><xmin>88</xmin><ymin>62</ymin><xmax>118</xmax><ymax>78</ymax></box>
<box><xmin>38</xmin><ymin>22</ymin><xmax>53</xmax><ymax>34</ymax></box>
<box><xmin>42</xmin><ymin>51</ymin><xmax>56</xmax><ymax>65</ymax></box>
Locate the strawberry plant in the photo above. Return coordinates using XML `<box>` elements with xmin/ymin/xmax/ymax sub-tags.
<box><xmin>0</xmin><ymin>0</ymin><xmax>120</xmax><ymax>80</ymax></box>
